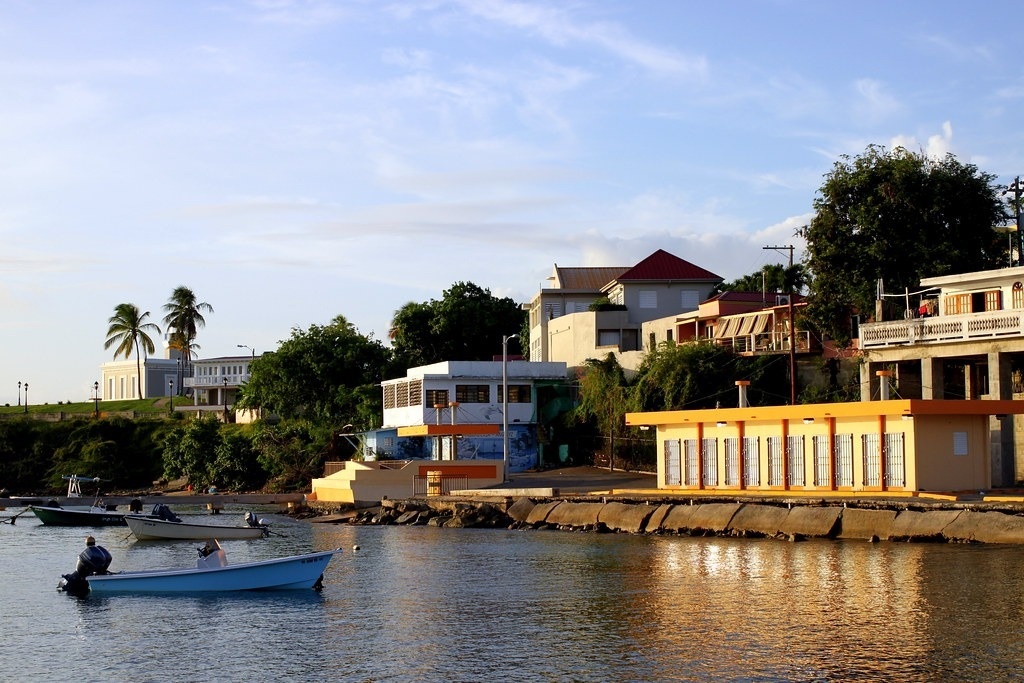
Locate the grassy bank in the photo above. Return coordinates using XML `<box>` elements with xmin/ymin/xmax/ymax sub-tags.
<box><xmin>0</xmin><ymin>398</ymin><xmax>172</xmax><ymax>417</ymax></box>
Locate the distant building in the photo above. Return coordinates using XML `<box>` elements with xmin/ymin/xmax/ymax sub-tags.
<box><xmin>528</xmin><ymin>249</ymin><xmax>723</xmax><ymax>371</ymax></box>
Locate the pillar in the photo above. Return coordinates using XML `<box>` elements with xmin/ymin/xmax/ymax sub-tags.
<box><xmin>920</xmin><ymin>357</ymin><xmax>944</xmax><ymax>400</ymax></box>
<box><xmin>989</xmin><ymin>351</ymin><xmax>1017</xmax><ymax>487</ymax></box>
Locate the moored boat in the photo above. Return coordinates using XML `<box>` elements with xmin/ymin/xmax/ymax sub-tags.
<box><xmin>126</xmin><ymin>507</ymin><xmax>269</xmax><ymax>540</ymax></box>
<box><xmin>30</xmin><ymin>475</ymin><xmax>131</xmax><ymax>526</ymax></box>
<box><xmin>58</xmin><ymin>539</ymin><xmax>338</xmax><ymax>594</ymax></box>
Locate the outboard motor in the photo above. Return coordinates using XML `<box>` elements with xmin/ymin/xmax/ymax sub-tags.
<box><xmin>152</xmin><ymin>503</ymin><xmax>181</xmax><ymax>523</ymax></box>
<box><xmin>59</xmin><ymin>537</ymin><xmax>112</xmax><ymax>596</ymax></box>
<box><xmin>244</xmin><ymin>511</ymin><xmax>271</xmax><ymax>536</ymax></box>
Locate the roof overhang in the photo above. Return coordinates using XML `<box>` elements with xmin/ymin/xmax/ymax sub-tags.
<box><xmin>626</xmin><ymin>399</ymin><xmax>1024</xmax><ymax>427</ymax></box>
<box><xmin>397</xmin><ymin>424</ymin><xmax>502</xmax><ymax>437</ymax></box>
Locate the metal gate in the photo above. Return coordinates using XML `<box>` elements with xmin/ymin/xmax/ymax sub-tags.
<box><xmin>787</xmin><ymin>434</ymin><xmax>805</xmax><ymax>486</ymax></box>
<box><xmin>664</xmin><ymin>439</ymin><xmax>681</xmax><ymax>486</ymax></box>
<box><xmin>812</xmin><ymin>435</ymin><xmax>829</xmax><ymax>486</ymax></box>
<box><xmin>683</xmin><ymin>439</ymin><xmax>700</xmax><ymax>486</ymax></box>
<box><xmin>724</xmin><ymin>438</ymin><xmax>739</xmax><ymax>486</ymax></box>
<box><xmin>702</xmin><ymin>437</ymin><xmax>719</xmax><ymax>486</ymax></box>
<box><xmin>833</xmin><ymin>433</ymin><xmax>854</xmax><ymax>487</ymax></box>
<box><xmin>884</xmin><ymin>432</ymin><xmax>906</xmax><ymax>487</ymax></box>
<box><xmin>767</xmin><ymin>436</ymin><xmax>784</xmax><ymax>486</ymax></box>
<box><xmin>862</xmin><ymin>433</ymin><xmax>881</xmax><ymax>487</ymax></box>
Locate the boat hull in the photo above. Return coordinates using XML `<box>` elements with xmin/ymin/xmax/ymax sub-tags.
<box><xmin>31</xmin><ymin>506</ymin><xmax>126</xmax><ymax>526</ymax></box>
<box><xmin>84</xmin><ymin>550</ymin><xmax>337</xmax><ymax>593</ymax></box>
<box><xmin>125</xmin><ymin>515</ymin><xmax>266</xmax><ymax>540</ymax></box>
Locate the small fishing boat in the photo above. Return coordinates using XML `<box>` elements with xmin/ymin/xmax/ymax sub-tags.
<box><xmin>58</xmin><ymin>538</ymin><xmax>338</xmax><ymax>595</ymax></box>
<box><xmin>30</xmin><ymin>475</ymin><xmax>131</xmax><ymax>526</ymax></box>
<box><xmin>125</xmin><ymin>507</ymin><xmax>270</xmax><ymax>540</ymax></box>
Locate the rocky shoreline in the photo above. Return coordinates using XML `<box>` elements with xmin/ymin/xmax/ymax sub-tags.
<box><xmin>328</xmin><ymin>495</ymin><xmax>1024</xmax><ymax>544</ymax></box>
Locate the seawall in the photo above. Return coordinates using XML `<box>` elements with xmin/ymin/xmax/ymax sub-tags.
<box><xmin>341</xmin><ymin>495</ymin><xmax>1024</xmax><ymax>544</ymax></box>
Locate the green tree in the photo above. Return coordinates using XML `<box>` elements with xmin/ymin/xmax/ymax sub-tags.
<box><xmin>716</xmin><ymin>263</ymin><xmax>809</xmax><ymax>296</ymax></box>
<box><xmin>237</xmin><ymin>315</ymin><xmax>389</xmax><ymax>425</ymax></box>
<box><xmin>104</xmin><ymin>303</ymin><xmax>161</xmax><ymax>398</ymax></box>
<box><xmin>800</xmin><ymin>145</ymin><xmax>1007</xmax><ymax>344</ymax></box>
<box><xmin>252</xmin><ymin>420</ymin><xmax>333</xmax><ymax>491</ymax></box>
<box><xmin>162</xmin><ymin>286</ymin><xmax>213</xmax><ymax>373</ymax></box>
<box><xmin>161</xmin><ymin>415</ymin><xmax>223</xmax><ymax>490</ymax></box>
<box><xmin>573</xmin><ymin>353</ymin><xmax>629</xmax><ymax>471</ymax></box>
<box><xmin>629</xmin><ymin>340</ymin><xmax>787</xmax><ymax>412</ymax></box>
<box><xmin>389</xmin><ymin>281</ymin><xmax>525</xmax><ymax>368</ymax></box>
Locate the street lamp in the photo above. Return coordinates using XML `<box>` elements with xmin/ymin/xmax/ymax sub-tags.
<box><xmin>93</xmin><ymin>381</ymin><xmax>100</xmax><ymax>418</ymax></box>
<box><xmin>17</xmin><ymin>381</ymin><xmax>21</xmax><ymax>407</ymax></box>
<box><xmin>237</xmin><ymin>344</ymin><xmax>255</xmax><ymax>358</ymax></box>
<box><xmin>23</xmin><ymin>382</ymin><xmax>28</xmax><ymax>413</ymax></box>
<box><xmin>502</xmin><ymin>333</ymin><xmax>519</xmax><ymax>483</ymax></box>
<box><xmin>223</xmin><ymin>377</ymin><xmax>228</xmax><ymax>421</ymax></box>
<box><xmin>168</xmin><ymin>379</ymin><xmax>174</xmax><ymax>415</ymax></box>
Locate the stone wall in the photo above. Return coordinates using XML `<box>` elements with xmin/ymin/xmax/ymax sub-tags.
<box><xmin>352</xmin><ymin>497</ymin><xmax>1024</xmax><ymax>544</ymax></box>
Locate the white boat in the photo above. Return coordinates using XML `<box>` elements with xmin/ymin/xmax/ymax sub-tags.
<box><xmin>58</xmin><ymin>540</ymin><xmax>338</xmax><ymax>594</ymax></box>
<box><xmin>125</xmin><ymin>509</ymin><xmax>269</xmax><ymax>540</ymax></box>
<box><xmin>30</xmin><ymin>476</ymin><xmax>133</xmax><ymax>527</ymax></box>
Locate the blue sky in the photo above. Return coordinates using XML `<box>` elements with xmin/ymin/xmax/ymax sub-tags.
<box><xmin>4</xmin><ymin>1</ymin><xmax>1024</xmax><ymax>404</ymax></box>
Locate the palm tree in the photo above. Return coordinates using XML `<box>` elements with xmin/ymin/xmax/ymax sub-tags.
<box><xmin>162</xmin><ymin>286</ymin><xmax>213</xmax><ymax>373</ymax></box>
<box><xmin>104</xmin><ymin>303</ymin><xmax>161</xmax><ymax>399</ymax></box>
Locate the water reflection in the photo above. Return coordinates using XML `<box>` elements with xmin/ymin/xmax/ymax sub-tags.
<box><xmin>8</xmin><ymin>518</ymin><xmax>1024</xmax><ymax>681</ymax></box>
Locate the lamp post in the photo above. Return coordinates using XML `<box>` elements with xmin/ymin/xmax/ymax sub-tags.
<box><xmin>168</xmin><ymin>379</ymin><xmax>174</xmax><ymax>415</ymax></box>
<box><xmin>237</xmin><ymin>344</ymin><xmax>255</xmax><ymax>358</ymax></box>
<box><xmin>93</xmin><ymin>381</ymin><xmax>100</xmax><ymax>418</ymax></box>
<box><xmin>223</xmin><ymin>377</ymin><xmax>228</xmax><ymax>421</ymax></box>
<box><xmin>17</xmin><ymin>381</ymin><xmax>21</xmax><ymax>407</ymax></box>
<box><xmin>502</xmin><ymin>333</ymin><xmax>518</xmax><ymax>483</ymax></box>
<box><xmin>23</xmin><ymin>382</ymin><xmax>28</xmax><ymax>413</ymax></box>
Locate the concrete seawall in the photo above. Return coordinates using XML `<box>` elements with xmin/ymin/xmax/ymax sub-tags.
<box><xmin>367</xmin><ymin>496</ymin><xmax>1024</xmax><ymax>544</ymax></box>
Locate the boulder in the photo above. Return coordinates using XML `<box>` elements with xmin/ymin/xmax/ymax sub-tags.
<box><xmin>598</xmin><ymin>502</ymin><xmax>654</xmax><ymax>533</ymax></box>
<box><xmin>727</xmin><ymin>504</ymin><xmax>790</xmax><ymax>537</ymax></box>
<box><xmin>838</xmin><ymin>508</ymin><xmax>897</xmax><ymax>541</ymax></box>
<box><xmin>642</xmin><ymin>504</ymin><xmax>674</xmax><ymax>533</ymax></box>
<box><xmin>525</xmin><ymin>501</ymin><xmax>562</xmax><ymax>525</ymax></box>
<box><xmin>942</xmin><ymin>510</ymin><xmax>1024</xmax><ymax>544</ymax></box>
<box><xmin>686</xmin><ymin>503</ymin><xmax>742</xmax><ymax>534</ymax></box>
<box><xmin>889</xmin><ymin>510</ymin><xmax>962</xmax><ymax>541</ymax></box>
<box><xmin>657</xmin><ymin>504</ymin><xmax>702</xmax><ymax>533</ymax></box>
<box><xmin>507</xmin><ymin>497</ymin><xmax>537</xmax><ymax>524</ymax></box>
<box><xmin>547</xmin><ymin>502</ymin><xmax>605</xmax><ymax>528</ymax></box>
<box><xmin>779</xmin><ymin>506</ymin><xmax>841</xmax><ymax>539</ymax></box>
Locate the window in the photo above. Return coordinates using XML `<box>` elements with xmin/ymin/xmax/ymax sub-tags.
<box><xmin>456</xmin><ymin>385</ymin><xmax>489</xmax><ymax>403</ymax></box>
<box><xmin>425</xmin><ymin>389</ymin><xmax>449</xmax><ymax>407</ymax></box>
<box><xmin>680</xmin><ymin>290</ymin><xmax>699</xmax><ymax>310</ymax></box>
<box><xmin>1014</xmin><ymin>282</ymin><xmax>1024</xmax><ymax>309</ymax></box>
<box><xmin>408</xmin><ymin>380</ymin><xmax>422</xmax><ymax>406</ymax></box>
<box><xmin>944</xmin><ymin>293</ymin><xmax>970</xmax><ymax>315</ymax></box>
<box><xmin>638</xmin><ymin>290</ymin><xmax>657</xmax><ymax>309</ymax></box>
<box><xmin>544</xmin><ymin>302</ymin><xmax>562</xmax><ymax>320</ymax></box>
<box><xmin>383</xmin><ymin>384</ymin><xmax>396</xmax><ymax>409</ymax></box>
<box><xmin>985</xmin><ymin>289</ymin><xmax>1002</xmax><ymax>311</ymax></box>
<box><xmin>500</xmin><ymin>385</ymin><xmax>531</xmax><ymax>403</ymax></box>
<box><xmin>597</xmin><ymin>330</ymin><xmax>620</xmax><ymax>347</ymax></box>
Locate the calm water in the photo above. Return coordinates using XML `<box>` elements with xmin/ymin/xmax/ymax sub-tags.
<box><xmin>3</xmin><ymin>506</ymin><xmax>1024</xmax><ymax>682</ymax></box>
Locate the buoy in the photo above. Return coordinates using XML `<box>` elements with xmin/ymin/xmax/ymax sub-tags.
<box><xmin>352</xmin><ymin>544</ymin><xmax>360</xmax><ymax>552</ymax></box>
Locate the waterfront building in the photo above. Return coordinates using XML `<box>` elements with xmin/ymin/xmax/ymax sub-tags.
<box><xmin>858</xmin><ymin>265</ymin><xmax>1024</xmax><ymax>486</ymax></box>
<box><xmin>626</xmin><ymin>396</ymin><xmax>1024</xmax><ymax>495</ymax></box>
<box><xmin>312</xmin><ymin>359</ymin><xmax>570</xmax><ymax>505</ymax></box>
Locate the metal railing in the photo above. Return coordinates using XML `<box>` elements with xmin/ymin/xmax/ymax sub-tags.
<box><xmin>413</xmin><ymin>474</ymin><xmax>469</xmax><ymax>497</ymax></box>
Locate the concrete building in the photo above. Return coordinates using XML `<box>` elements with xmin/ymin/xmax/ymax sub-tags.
<box><xmin>626</xmin><ymin>398</ymin><xmax>1024</xmax><ymax>495</ymax></box>
<box><xmin>528</xmin><ymin>249</ymin><xmax>723</xmax><ymax>371</ymax></box>
<box><xmin>311</xmin><ymin>359</ymin><xmax>570</xmax><ymax>504</ymax></box>
<box><xmin>858</xmin><ymin>265</ymin><xmax>1024</xmax><ymax>486</ymax></box>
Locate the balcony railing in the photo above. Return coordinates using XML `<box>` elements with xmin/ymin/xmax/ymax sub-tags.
<box><xmin>713</xmin><ymin>330</ymin><xmax>813</xmax><ymax>354</ymax></box>
<box><xmin>183</xmin><ymin>374</ymin><xmax>249</xmax><ymax>388</ymax></box>
<box><xmin>859</xmin><ymin>310</ymin><xmax>1024</xmax><ymax>349</ymax></box>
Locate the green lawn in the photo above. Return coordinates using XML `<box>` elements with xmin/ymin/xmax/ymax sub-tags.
<box><xmin>0</xmin><ymin>397</ymin><xmax>172</xmax><ymax>416</ymax></box>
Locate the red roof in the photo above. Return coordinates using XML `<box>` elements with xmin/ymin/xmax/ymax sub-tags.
<box><xmin>614</xmin><ymin>249</ymin><xmax>722</xmax><ymax>282</ymax></box>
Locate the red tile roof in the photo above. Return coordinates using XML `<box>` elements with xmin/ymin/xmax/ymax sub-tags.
<box><xmin>614</xmin><ymin>249</ymin><xmax>722</xmax><ymax>282</ymax></box>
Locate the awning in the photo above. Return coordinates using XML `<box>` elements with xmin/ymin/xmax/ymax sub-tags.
<box><xmin>751</xmin><ymin>313</ymin><xmax>772</xmax><ymax>335</ymax></box>
<box><xmin>715</xmin><ymin>317</ymin><xmax>739</xmax><ymax>338</ymax></box>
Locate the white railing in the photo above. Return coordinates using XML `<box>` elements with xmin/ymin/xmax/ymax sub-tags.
<box><xmin>183</xmin><ymin>374</ymin><xmax>249</xmax><ymax>388</ymax></box>
<box><xmin>715</xmin><ymin>330</ymin><xmax>812</xmax><ymax>354</ymax></box>
<box><xmin>859</xmin><ymin>310</ymin><xmax>1024</xmax><ymax>348</ymax></box>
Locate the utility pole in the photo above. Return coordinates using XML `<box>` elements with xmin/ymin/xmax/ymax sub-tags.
<box><xmin>763</xmin><ymin>244</ymin><xmax>797</xmax><ymax>404</ymax></box>
<box><xmin>1003</xmin><ymin>178</ymin><xmax>1024</xmax><ymax>267</ymax></box>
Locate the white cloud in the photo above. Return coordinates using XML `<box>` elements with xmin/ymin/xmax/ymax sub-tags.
<box><xmin>891</xmin><ymin>121</ymin><xmax>955</xmax><ymax>159</ymax></box>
